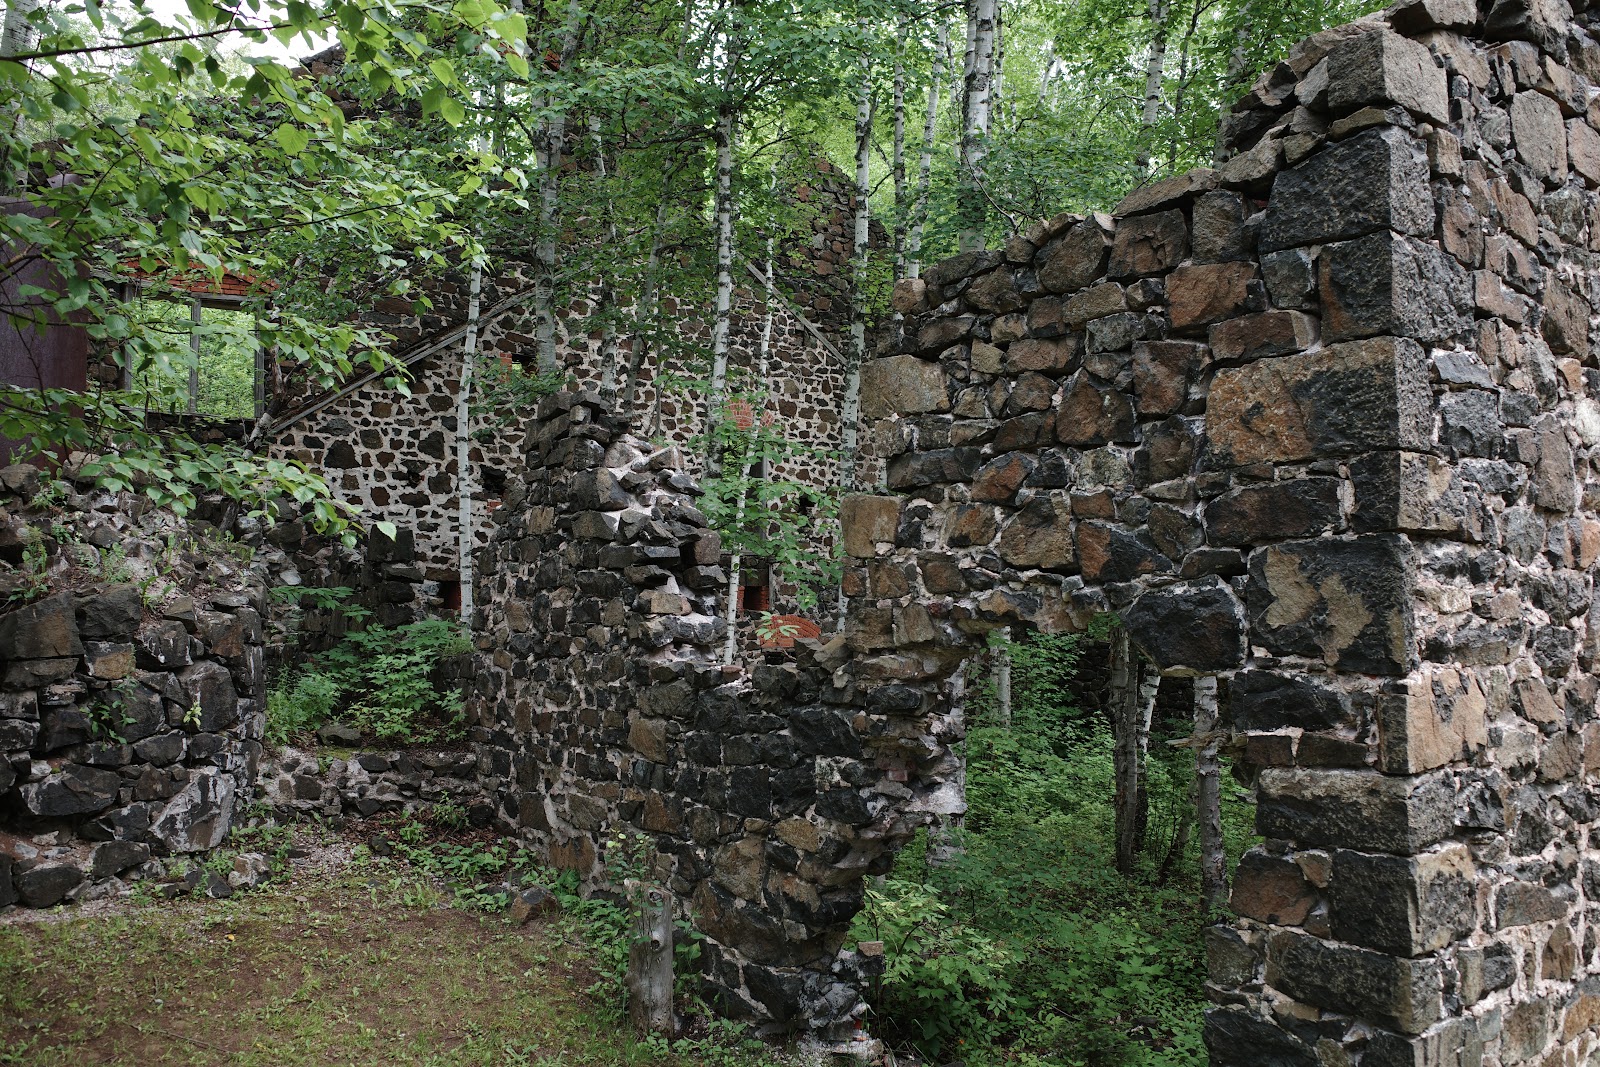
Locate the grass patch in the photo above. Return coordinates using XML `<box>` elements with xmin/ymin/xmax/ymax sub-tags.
<box><xmin>0</xmin><ymin>834</ymin><xmax>784</xmax><ymax>1067</ymax></box>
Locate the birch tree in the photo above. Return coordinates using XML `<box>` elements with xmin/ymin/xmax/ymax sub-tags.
<box><xmin>1194</xmin><ymin>675</ymin><xmax>1228</xmax><ymax>908</ymax></box>
<box><xmin>1135</xmin><ymin>0</ymin><xmax>1172</xmax><ymax>178</ymax></box>
<box><xmin>531</xmin><ymin>0</ymin><xmax>585</xmax><ymax>378</ymax></box>
<box><xmin>957</xmin><ymin>0</ymin><xmax>996</xmax><ymax>250</ymax></box>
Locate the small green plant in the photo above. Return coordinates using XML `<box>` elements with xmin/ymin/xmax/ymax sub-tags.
<box><xmin>8</xmin><ymin>537</ymin><xmax>50</xmax><ymax>604</ymax></box>
<box><xmin>431</xmin><ymin>797</ymin><xmax>469</xmax><ymax>831</ymax></box>
<box><xmin>49</xmin><ymin>521</ymin><xmax>78</xmax><ymax>546</ymax></box>
<box><xmin>264</xmin><ymin>671</ymin><xmax>341</xmax><ymax>747</ymax></box>
<box><xmin>28</xmin><ymin>478</ymin><xmax>70</xmax><ymax>510</ymax></box>
<box><xmin>85</xmin><ymin>682</ymin><xmax>137</xmax><ymax>743</ymax></box>
<box><xmin>183</xmin><ymin>701</ymin><xmax>202</xmax><ymax>730</ymax></box>
<box><xmin>99</xmin><ymin>543</ymin><xmax>134</xmax><ymax>584</ymax></box>
<box><xmin>319</xmin><ymin>619</ymin><xmax>471</xmax><ymax>743</ymax></box>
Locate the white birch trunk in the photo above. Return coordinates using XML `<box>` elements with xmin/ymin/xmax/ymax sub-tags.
<box><xmin>455</xmin><ymin>255</ymin><xmax>484</xmax><ymax>620</ymax></box>
<box><xmin>906</xmin><ymin>23</ymin><xmax>946</xmax><ymax>280</ymax></box>
<box><xmin>891</xmin><ymin>19</ymin><xmax>908</xmax><ymax>285</ymax></box>
<box><xmin>589</xmin><ymin>115</ymin><xmax>623</xmax><ymax>399</ymax></box>
<box><xmin>533</xmin><ymin>0</ymin><xmax>583</xmax><ymax>378</ymax></box>
<box><xmin>1194</xmin><ymin>675</ymin><xmax>1228</xmax><ymax>909</ymax></box>
<box><xmin>624</xmin><ymin>881</ymin><xmax>675</xmax><ymax>1035</ymax></box>
<box><xmin>958</xmin><ymin>0</ymin><xmax>996</xmax><ymax>251</ymax></box>
<box><xmin>1135</xmin><ymin>0</ymin><xmax>1171</xmax><ymax>178</ymax></box>
<box><xmin>622</xmin><ymin>198</ymin><xmax>669</xmax><ymax>424</ymax></box>
<box><xmin>993</xmin><ymin>628</ymin><xmax>1012</xmax><ymax>728</ymax></box>
<box><xmin>703</xmin><ymin>27</ymin><xmax>741</xmax><ymax>472</ymax></box>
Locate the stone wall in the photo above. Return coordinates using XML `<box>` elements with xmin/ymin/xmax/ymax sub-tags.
<box><xmin>261</xmin><ymin>744</ymin><xmax>489</xmax><ymax>824</ymax></box>
<box><xmin>843</xmin><ymin>2</ymin><xmax>1600</xmax><ymax>1062</ymax></box>
<box><xmin>267</xmin><ymin>162</ymin><xmax>863</xmax><ymax>589</ymax></box>
<box><xmin>470</xmin><ymin>392</ymin><xmax>954</xmax><ymax>1031</ymax></box>
<box><xmin>0</xmin><ymin>466</ymin><xmax>268</xmax><ymax>908</ymax></box>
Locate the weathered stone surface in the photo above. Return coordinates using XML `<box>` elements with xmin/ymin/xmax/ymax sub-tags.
<box><xmin>1191</xmin><ymin>190</ymin><xmax>1251</xmax><ymax>262</ymax></box>
<box><xmin>20</xmin><ymin>764</ymin><xmax>121</xmax><ymax>817</ymax></box>
<box><xmin>1376</xmin><ymin>669</ymin><xmax>1487</xmax><ymax>773</ymax></box>
<box><xmin>76</xmin><ymin>585</ymin><xmax>143</xmax><ymax>640</ymax></box>
<box><xmin>1204</xmin><ymin>478</ymin><xmax>1343</xmax><ymax>546</ymax></box>
<box><xmin>1324</xmin><ymin>28</ymin><xmax>1450</xmax><ymax>123</ymax></box>
<box><xmin>178</xmin><ymin>660</ymin><xmax>240</xmax><ymax>733</ymax></box>
<box><xmin>1247</xmin><ymin>536</ymin><xmax>1415</xmax><ymax>675</ymax></box>
<box><xmin>1076</xmin><ymin>522</ymin><xmax>1168</xmax><ymax>583</ymax></box>
<box><xmin>840</xmin><ymin>496</ymin><xmax>901</xmax><ymax>558</ymax></box>
<box><xmin>151</xmin><ymin>769</ymin><xmax>236</xmax><ymax>853</ymax></box>
<box><xmin>1260</xmin><ymin>128</ymin><xmax>1435</xmax><ymax>253</ymax></box>
<box><xmin>0</xmin><ymin>593</ymin><xmax>82</xmax><ymax>660</ymax></box>
<box><xmin>1107</xmin><ymin>209</ymin><xmax>1188</xmax><ymax>278</ymax></box>
<box><xmin>1231</xmin><ymin>850</ymin><xmax>1316</xmax><ymax>925</ymax></box>
<box><xmin>16</xmin><ymin>863</ymin><xmax>83</xmax><ymax>908</ymax></box>
<box><xmin>886</xmin><ymin>448</ymin><xmax>980</xmax><ymax>489</ymax></box>
<box><xmin>996</xmin><ymin>499</ymin><xmax>1076</xmax><ymax>572</ymax></box>
<box><xmin>1256</xmin><ymin>768</ymin><xmax>1453</xmax><ymax>854</ymax></box>
<box><xmin>1329</xmin><ymin>845</ymin><xmax>1476</xmax><ymax>956</ymax></box>
<box><xmin>1266</xmin><ymin>930</ymin><xmax>1444</xmax><ymax>1035</ymax></box>
<box><xmin>1320</xmin><ymin>232</ymin><xmax>1473</xmax><ymax>343</ymax></box>
<box><xmin>1207</xmin><ymin>338</ymin><xmax>1431</xmax><ymax>466</ymax></box>
<box><xmin>1208</xmin><ymin>310</ymin><xmax>1319</xmax><ymax>362</ymax></box>
<box><xmin>1121</xmin><ymin>576</ymin><xmax>1246</xmax><ymax>671</ymax></box>
<box><xmin>1233</xmin><ymin>670</ymin><xmax>1354</xmax><ymax>731</ymax></box>
<box><xmin>1509</xmin><ymin>88</ymin><xmax>1567</xmax><ymax>184</ymax></box>
<box><xmin>1005</xmin><ymin>337</ymin><xmax>1075</xmax><ymax>373</ymax></box>
<box><xmin>1132</xmin><ymin>341</ymin><xmax>1200</xmax><ymax>416</ymax></box>
<box><xmin>1039</xmin><ymin>219</ymin><xmax>1112</xmax><ymax>293</ymax></box>
<box><xmin>860</xmin><ymin>355</ymin><xmax>950</xmax><ymax>418</ymax></box>
<box><xmin>1203</xmin><ymin>1008</ymin><xmax>1317</xmax><ymax>1067</ymax></box>
<box><xmin>1167</xmin><ymin>262</ymin><xmax>1262</xmax><ymax>332</ymax></box>
<box><xmin>1056</xmin><ymin>374</ymin><xmax>1135</xmax><ymax>446</ymax></box>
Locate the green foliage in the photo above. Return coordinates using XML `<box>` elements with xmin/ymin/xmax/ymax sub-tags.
<box><xmin>852</xmin><ymin>631</ymin><xmax>1259</xmax><ymax>1066</ymax></box>
<box><xmin>267</xmin><ymin>616</ymin><xmax>469</xmax><ymax>747</ymax></box>
<box><xmin>265</xmin><ymin>671</ymin><xmax>341</xmax><ymax>747</ymax></box>
<box><xmin>7</xmin><ymin>537</ymin><xmax>49</xmax><ymax>605</ymax></box>
<box><xmin>85</xmin><ymin>682</ymin><xmax>137</xmax><ymax>744</ymax></box>
<box><xmin>470</xmin><ymin>356</ymin><xmax>567</xmax><ymax>441</ymax></box>
<box><xmin>694</xmin><ymin>395</ymin><xmax>841</xmax><ymax>611</ymax></box>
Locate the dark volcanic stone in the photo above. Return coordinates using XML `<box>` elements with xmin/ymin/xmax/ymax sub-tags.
<box><xmin>1121</xmin><ymin>577</ymin><xmax>1246</xmax><ymax>672</ymax></box>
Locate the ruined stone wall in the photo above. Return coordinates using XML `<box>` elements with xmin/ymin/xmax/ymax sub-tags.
<box><xmin>471</xmin><ymin>392</ymin><xmax>956</xmax><ymax>1031</ymax></box>
<box><xmin>269</xmin><ymin>164</ymin><xmax>862</xmax><ymax>587</ymax></box>
<box><xmin>0</xmin><ymin>466</ymin><xmax>268</xmax><ymax>908</ymax></box>
<box><xmin>842</xmin><ymin>1</ymin><xmax>1600</xmax><ymax>1062</ymax></box>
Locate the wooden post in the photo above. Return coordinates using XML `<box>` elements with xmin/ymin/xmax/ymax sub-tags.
<box><xmin>626</xmin><ymin>881</ymin><xmax>675</xmax><ymax>1035</ymax></box>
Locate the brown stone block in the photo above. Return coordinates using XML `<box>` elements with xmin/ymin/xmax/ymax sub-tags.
<box><xmin>997</xmin><ymin>499</ymin><xmax>1076</xmax><ymax>572</ymax></box>
<box><xmin>1208</xmin><ymin>310</ymin><xmax>1318</xmax><ymax>362</ymax></box>
<box><xmin>966</xmin><ymin>268</ymin><xmax>1025</xmax><ymax>313</ymax></box>
<box><xmin>860</xmin><ymin>354</ymin><xmax>950</xmax><ymax>418</ymax></box>
<box><xmin>1108</xmin><ymin>209</ymin><xmax>1188</xmax><ymax>278</ymax></box>
<box><xmin>1039</xmin><ymin>216</ymin><xmax>1113</xmax><ymax>293</ymax></box>
<box><xmin>1256</xmin><ymin>768</ymin><xmax>1454</xmax><ymax>856</ymax></box>
<box><xmin>1376</xmin><ymin>668</ymin><xmax>1488</xmax><ymax>774</ymax></box>
<box><xmin>1075</xmin><ymin>521</ymin><xmax>1167</xmax><ymax>583</ymax></box>
<box><xmin>1207</xmin><ymin>337</ymin><xmax>1430</xmax><ymax>466</ymax></box>
<box><xmin>946</xmin><ymin>504</ymin><xmax>998</xmax><ymax>548</ymax></box>
<box><xmin>1231</xmin><ymin>849</ymin><xmax>1316</xmax><ymax>925</ymax></box>
<box><xmin>1569</xmin><ymin>117</ymin><xmax>1600</xmax><ymax>185</ymax></box>
<box><xmin>1204</xmin><ymin>478</ymin><xmax>1343</xmax><ymax>546</ymax></box>
<box><xmin>1132</xmin><ymin>340</ymin><xmax>1201</xmax><ymax>416</ymax></box>
<box><xmin>1064</xmin><ymin>282</ymin><xmax>1128</xmax><ymax>328</ymax></box>
<box><xmin>1056</xmin><ymin>373</ymin><xmax>1135</xmax><ymax>447</ymax></box>
<box><xmin>839</xmin><ymin>495</ymin><xmax>901</xmax><ymax>558</ymax></box>
<box><xmin>1005</xmin><ymin>337</ymin><xmax>1076</xmax><ymax>374</ymax></box>
<box><xmin>1167</xmin><ymin>262</ymin><xmax>1263</xmax><ymax>332</ymax></box>
<box><xmin>627</xmin><ymin>716</ymin><xmax>670</xmax><ymax>763</ymax></box>
<box><xmin>1111</xmin><ymin>168</ymin><xmax>1218</xmax><ymax>217</ymax></box>
<box><xmin>970</xmin><ymin>454</ymin><xmax>1035</xmax><ymax>504</ymax></box>
<box><xmin>1323</xmin><ymin>27</ymin><xmax>1449</xmax><ymax>124</ymax></box>
<box><xmin>1328</xmin><ymin>844</ymin><xmax>1477</xmax><ymax>957</ymax></box>
<box><xmin>1265</xmin><ymin>929</ymin><xmax>1444</xmax><ymax>1035</ymax></box>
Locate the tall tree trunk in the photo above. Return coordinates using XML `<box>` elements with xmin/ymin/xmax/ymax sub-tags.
<box><xmin>1135</xmin><ymin>0</ymin><xmax>1171</xmax><ymax>178</ymax></box>
<box><xmin>589</xmin><ymin>115</ymin><xmax>623</xmax><ymax>399</ymax></box>
<box><xmin>720</xmin><ymin>211</ymin><xmax>775</xmax><ymax>666</ymax></box>
<box><xmin>533</xmin><ymin>0</ymin><xmax>584</xmax><ymax>378</ymax></box>
<box><xmin>834</xmin><ymin>23</ymin><xmax>872</xmax><ymax>618</ymax></box>
<box><xmin>891</xmin><ymin>19</ymin><xmax>908</xmax><ymax>286</ymax></box>
<box><xmin>1110</xmin><ymin>626</ymin><xmax>1148</xmax><ymax>877</ymax></box>
<box><xmin>1194</xmin><ymin>674</ymin><xmax>1228</xmax><ymax>909</ymax></box>
<box><xmin>1214</xmin><ymin>1</ymin><xmax>1255</xmax><ymax>163</ymax></box>
<box><xmin>455</xmin><ymin>254</ymin><xmax>484</xmax><ymax>620</ymax></box>
<box><xmin>0</xmin><ymin>0</ymin><xmax>39</xmax><ymax>192</ymax></box>
<box><xmin>993</xmin><ymin>627</ymin><xmax>1012</xmax><ymax>728</ymax></box>
<box><xmin>703</xmin><ymin>27</ymin><xmax>742</xmax><ymax>474</ymax></box>
<box><xmin>958</xmin><ymin>0</ymin><xmax>996</xmax><ymax>251</ymax></box>
<box><xmin>907</xmin><ymin>23</ymin><xmax>946</xmax><ymax>280</ymax></box>
<box><xmin>1135</xmin><ymin>659</ymin><xmax>1160</xmax><ymax>848</ymax></box>
<box><xmin>622</xmin><ymin>197</ymin><xmax>668</xmax><ymax>425</ymax></box>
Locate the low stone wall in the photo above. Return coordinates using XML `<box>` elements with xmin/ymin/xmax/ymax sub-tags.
<box><xmin>0</xmin><ymin>467</ymin><xmax>267</xmax><ymax>908</ymax></box>
<box><xmin>471</xmin><ymin>393</ymin><xmax>955</xmax><ymax>1031</ymax></box>
<box><xmin>260</xmin><ymin>745</ymin><xmax>489</xmax><ymax>823</ymax></box>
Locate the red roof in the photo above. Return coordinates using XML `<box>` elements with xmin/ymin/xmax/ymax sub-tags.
<box><xmin>120</xmin><ymin>260</ymin><xmax>278</xmax><ymax>298</ymax></box>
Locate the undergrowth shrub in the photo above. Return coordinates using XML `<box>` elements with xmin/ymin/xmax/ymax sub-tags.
<box><xmin>852</xmin><ymin>631</ymin><xmax>1259</xmax><ymax>1067</ymax></box>
<box><xmin>266</xmin><ymin>599</ymin><xmax>471</xmax><ymax>746</ymax></box>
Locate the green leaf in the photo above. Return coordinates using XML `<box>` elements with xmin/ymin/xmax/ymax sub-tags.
<box><xmin>273</xmin><ymin>124</ymin><xmax>310</xmax><ymax>155</ymax></box>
